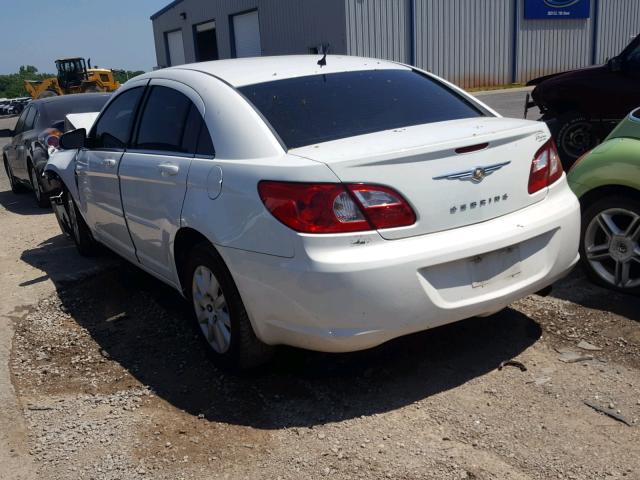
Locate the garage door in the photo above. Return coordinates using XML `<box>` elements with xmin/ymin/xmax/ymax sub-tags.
<box><xmin>232</xmin><ymin>10</ymin><xmax>262</xmax><ymax>58</ymax></box>
<box><xmin>166</xmin><ymin>29</ymin><xmax>185</xmax><ymax>66</ymax></box>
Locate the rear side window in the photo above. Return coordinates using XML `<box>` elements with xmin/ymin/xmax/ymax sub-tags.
<box><xmin>135</xmin><ymin>86</ymin><xmax>207</xmax><ymax>154</ymax></box>
<box><xmin>92</xmin><ymin>87</ymin><xmax>144</xmax><ymax>149</ymax></box>
<box><xmin>197</xmin><ymin>125</ymin><xmax>215</xmax><ymax>156</ymax></box>
<box><xmin>13</xmin><ymin>106</ymin><xmax>31</xmax><ymax>133</ymax></box>
<box><xmin>23</xmin><ymin>106</ymin><xmax>38</xmax><ymax>131</ymax></box>
<box><xmin>239</xmin><ymin>69</ymin><xmax>484</xmax><ymax>149</ymax></box>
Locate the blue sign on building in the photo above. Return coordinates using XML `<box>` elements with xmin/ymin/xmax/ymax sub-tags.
<box><xmin>524</xmin><ymin>0</ymin><xmax>591</xmax><ymax>19</ymax></box>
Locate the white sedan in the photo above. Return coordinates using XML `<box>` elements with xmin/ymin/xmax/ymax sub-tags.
<box><xmin>45</xmin><ymin>56</ymin><xmax>580</xmax><ymax>368</ymax></box>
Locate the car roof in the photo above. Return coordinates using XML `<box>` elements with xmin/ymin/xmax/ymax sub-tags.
<box><xmin>30</xmin><ymin>92</ymin><xmax>111</xmax><ymax>107</ymax></box>
<box><xmin>146</xmin><ymin>55</ymin><xmax>411</xmax><ymax>88</ymax></box>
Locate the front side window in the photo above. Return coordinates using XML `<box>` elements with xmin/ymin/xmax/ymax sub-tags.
<box><xmin>239</xmin><ymin>69</ymin><xmax>485</xmax><ymax>149</ymax></box>
<box><xmin>134</xmin><ymin>86</ymin><xmax>209</xmax><ymax>154</ymax></box>
<box><xmin>92</xmin><ymin>87</ymin><xmax>144</xmax><ymax>149</ymax></box>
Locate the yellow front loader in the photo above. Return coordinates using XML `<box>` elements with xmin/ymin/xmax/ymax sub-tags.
<box><xmin>24</xmin><ymin>58</ymin><xmax>120</xmax><ymax>99</ymax></box>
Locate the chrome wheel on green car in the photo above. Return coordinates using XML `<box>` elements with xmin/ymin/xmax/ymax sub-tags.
<box><xmin>584</xmin><ymin>206</ymin><xmax>640</xmax><ymax>290</ymax></box>
<box><xmin>568</xmin><ymin>107</ymin><xmax>640</xmax><ymax>295</ymax></box>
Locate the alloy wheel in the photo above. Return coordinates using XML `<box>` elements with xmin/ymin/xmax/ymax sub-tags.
<box><xmin>29</xmin><ymin>165</ymin><xmax>42</xmax><ymax>202</ymax></box>
<box><xmin>192</xmin><ymin>265</ymin><xmax>232</xmax><ymax>353</ymax></box>
<box><xmin>584</xmin><ymin>208</ymin><xmax>640</xmax><ymax>289</ymax></box>
<box><xmin>67</xmin><ymin>196</ymin><xmax>81</xmax><ymax>243</ymax></box>
<box><xmin>4</xmin><ymin>159</ymin><xmax>16</xmax><ymax>189</ymax></box>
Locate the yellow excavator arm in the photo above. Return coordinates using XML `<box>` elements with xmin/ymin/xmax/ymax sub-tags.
<box><xmin>24</xmin><ymin>78</ymin><xmax>64</xmax><ymax>99</ymax></box>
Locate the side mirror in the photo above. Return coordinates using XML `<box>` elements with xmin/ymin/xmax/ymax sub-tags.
<box><xmin>59</xmin><ymin>128</ymin><xmax>86</xmax><ymax>150</ymax></box>
<box><xmin>608</xmin><ymin>56</ymin><xmax>623</xmax><ymax>72</ymax></box>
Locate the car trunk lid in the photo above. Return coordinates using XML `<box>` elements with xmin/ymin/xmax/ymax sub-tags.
<box><xmin>290</xmin><ymin>117</ymin><xmax>551</xmax><ymax>240</ymax></box>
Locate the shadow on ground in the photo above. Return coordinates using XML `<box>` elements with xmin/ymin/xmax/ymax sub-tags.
<box><xmin>0</xmin><ymin>189</ymin><xmax>49</xmax><ymax>216</ymax></box>
<box><xmin>21</xmin><ymin>234</ymin><xmax>542</xmax><ymax>429</ymax></box>
<box><xmin>551</xmin><ymin>268</ymin><xmax>640</xmax><ymax>322</ymax></box>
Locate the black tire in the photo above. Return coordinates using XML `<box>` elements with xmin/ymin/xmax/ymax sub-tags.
<box><xmin>554</xmin><ymin>113</ymin><xmax>601</xmax><ymax>170</ymax></box>
<box><xmin>64</xmin><ymin>188</ymin><xmax>99</xmax><ymax>256</ymax></box>
<box><xmin>37</xmin><ymin>90</ymin><xmax>58</xmax><ymax>99</ymax></box>
<box><xmin>3</xmin><ymin>156</ymin><xmax>27</xmax><ymax>194</ymax></box>
<box><xmin>580</xmin><ymin>195</ymin><xmax>640</xmax><ymax>295</ymax></box>
<box><xmin>28</xmin><ymin>161</ymin><xmax>49</xmax><ymax>208</ymax></box>
<box><xmin>185</xmin><ymin>242</ymin><xmax>273</xmax><ymax>370</ymax></box>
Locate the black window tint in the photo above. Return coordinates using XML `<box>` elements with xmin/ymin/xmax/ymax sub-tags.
<box><xmin>14</xmin><ymin>106</ymin><xmax>30</xmax><ymax>134</ymax></box>
<box><xmin>135</xmin><ymin>86</ymin><xmax>194</xmax><ymax>153</ymax></box>
<box><xmin>239</xmin><ymin>70</ymin><xmax>484</xmax><ymax>149</ymax></box>
<box><xmin>181</xmin><ymin>104</ymin><xmax>202</xmax><ymax>154</ymax></box>
<box><xmin>93</xmin><ymin>87</ymin><xmax>144</xmax><ymax>149</ymax></box>
<box><xmin>197</xmin><ymin>124</ymin><xmax>214</xmax><ymax>156</ymax></box>
<box><xmin>23</xmin><ymin>106</ymin><xmax>37</xmax><ymax>131</ymax></box>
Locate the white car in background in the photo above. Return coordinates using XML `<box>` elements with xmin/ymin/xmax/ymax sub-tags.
<box><xmin>45</xmin><ymin>56</ymin><xmax>580</xmax><ymax>369</ymax></box>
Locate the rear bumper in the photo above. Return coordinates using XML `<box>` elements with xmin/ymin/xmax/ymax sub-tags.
<box><xmin>220</xmin><ymin>180</ymin><xmax>580</xmax><ymax>353</ymax></box>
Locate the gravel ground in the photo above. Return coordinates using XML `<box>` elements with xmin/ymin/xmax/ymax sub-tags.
<box><xmin>7</xmin><ymin>261</ymin><xmax>640</xmax><ymax>480</ymax></box>
<box><xmin>1</xmin><ymin>100</ymin><xmax>639</xmax><ymax>479</ymax></box>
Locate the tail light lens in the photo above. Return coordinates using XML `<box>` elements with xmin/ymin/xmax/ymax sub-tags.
<box><xmin>528</xmin><ymin>138</ymin><xmax>563</xmax><ymax>194</ymax></box>
<box><xmin>258</xmin><ymin>181</ymin><xmax>416</xmax><ymax>234</ymax></box>
<box><xmin>39</xmin><ymin>128</ymin><xmax>62</xmax><ymax>149</ymax></box>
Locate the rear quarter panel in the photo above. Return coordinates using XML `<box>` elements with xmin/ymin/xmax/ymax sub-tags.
<box><xmin>568</xmin><ymin>138</ymin><xmax>640</xmax><ymax>198</ymax></box>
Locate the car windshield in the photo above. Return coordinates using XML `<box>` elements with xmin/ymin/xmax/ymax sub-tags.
<box><xmin>42</xmin><ymin>95</ymin><xmax>111</xmax><ymax>125</ymax></box>
<box><xmin>239</xmin><ymin>69</ymin><xmax>485</xmax><ymax>149</ymax></box>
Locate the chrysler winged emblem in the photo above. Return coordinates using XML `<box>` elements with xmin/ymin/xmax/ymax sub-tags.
<box><xmin>433</xmin><ymin>161</ymin><xmax>511</xmax><ymax>183</ymax></box>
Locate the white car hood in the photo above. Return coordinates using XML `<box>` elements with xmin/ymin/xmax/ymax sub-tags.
<box><xmin>64</xmin><ymin>112</ymin><xmax>100</xmax><ymax>132</ymax></box>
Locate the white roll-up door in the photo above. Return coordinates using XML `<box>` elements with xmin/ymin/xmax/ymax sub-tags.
<box><xmin>232</xmin><ymin>10</ymin><xmax>262</xmax><ymax>58</ymax></box>
<box><xmin>166</xmin><ymin>29</ymin><xmax>185</xmax><ymax>66</ymax></box>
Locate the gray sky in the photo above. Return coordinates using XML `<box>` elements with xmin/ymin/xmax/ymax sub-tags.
<box><xmin>0</xmin><ymin>0</ymin><xmax>170</xmax><ymax>74</ymax></box>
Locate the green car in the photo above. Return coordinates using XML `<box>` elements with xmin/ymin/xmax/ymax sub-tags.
<box><xmin>568</xmin><ymin>108</ymin><xmax>640</xmax><ymax>294</ymax></box>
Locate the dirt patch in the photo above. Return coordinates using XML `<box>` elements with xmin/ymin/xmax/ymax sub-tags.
<box><xmin>9</xmin><ymin>262</ymin><xmax>640</xmax><ymax>479</ymax></box>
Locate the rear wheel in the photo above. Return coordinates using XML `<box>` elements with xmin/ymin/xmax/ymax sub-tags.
<box><xmin>580</xmin><ymin>196</ymin><xmax>640</xmax><ymax>295</ymax></box>
<box><xmin>3</xmin><ymin>156</ymin><xmax>26</xmax><ymax>194</ymax></box>
<box><xmin>28</xmin><ymin>162</ymin><xmax>49</xmax><ymax>208</ymax></box>
<box><xmin>185</xmin><ymin>243</ymin><xmax>273</xmax><ymax>370</ymax></box>
<box><xmin>555</xmin><ymin>113</ymin><xmax>600</xmax><ymax>169</ymax></box>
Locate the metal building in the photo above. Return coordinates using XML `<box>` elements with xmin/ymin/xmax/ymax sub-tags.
<box><xmin>151</xmin><ymin>0</ymin><xmax>640</xmax><ymax>88</ymax></box>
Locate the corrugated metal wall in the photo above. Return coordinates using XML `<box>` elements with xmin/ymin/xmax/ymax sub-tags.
<box><xmin>152</xmin><ymin>0</ymin><xmax>346</xmax><ymax>68</ymax></box>
<box><xmin>152</xmin><ymin>0</ymin><xmax>640</xmax><ymax>87</ymax></box>
<box><xmin>595</xmin><ymin>0</ymin><xmax>640</xmax><ymax>63</ymax></box>
<box><xmin>345</xmin><ymin>0</ymin><xmax>411</xmax><ymax>62</ymax></box>
<box><xmin>414</xmin><ymin>0</ymin><xmax>514</xmax><ymax>88</ymax></box>
<box><xmin>515</xmin><ymin>0</ymin><xmax>595</xmax><ymax>83</ymax></box>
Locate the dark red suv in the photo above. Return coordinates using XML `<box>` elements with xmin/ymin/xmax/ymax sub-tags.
<box><xmin>525</xmin><ymin>34</ymin><xmax>640</xmax><ymax>168</ymax></box>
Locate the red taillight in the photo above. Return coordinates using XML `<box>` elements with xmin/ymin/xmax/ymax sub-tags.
<box><xmin>40</xmin><ymin>128</ymin><xmax>62</xmax><ymax>149</ymax></box>
<box><xmin>528</xmin><ymin>139</ymin><xmax>563</xmax><ymax>194</ymax></box>
<box><xmin>258</xmin><ymin>181</ymin><xmax>416</xmax><ymax>234</ymax></box>
<box><xmin>46</xmin><ymin>135</ymin><xmax>60</xmax><ymax>147</ymax></box>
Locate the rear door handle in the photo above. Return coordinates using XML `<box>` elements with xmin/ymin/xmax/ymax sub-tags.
<box><xmin>158</xmin><ymin>163</ymin><xmax>179</xmax><ymax>176</ymax></box>
<box><xmin>102</xmin><ymin>158</ymin><xmax>117</xmax><ymax>168</ymax></box>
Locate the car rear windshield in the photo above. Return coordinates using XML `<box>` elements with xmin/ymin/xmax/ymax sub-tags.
<box><xmin>239</xmin><ymin>69</ymin><xmax>485</xmax><ymax>149</ymax></box>
<box><xmin>42</xmin><ymin>95</ymin><xmax>111</xmax><ymax>124</ymax></box>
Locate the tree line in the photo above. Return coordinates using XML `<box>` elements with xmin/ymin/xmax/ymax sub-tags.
<box><xmin>0</xmin><ymin>65</ymin><xmax>145</xmax><ymax>98</ymax></box>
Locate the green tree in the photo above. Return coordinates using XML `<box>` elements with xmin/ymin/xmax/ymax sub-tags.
<box><xmin>0</xmin><ymin>65</ymin><xmax>54</xmax><ymax>99</ymax></box>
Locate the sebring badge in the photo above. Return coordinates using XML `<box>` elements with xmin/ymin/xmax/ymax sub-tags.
<box><xmin>433</xmin><ymin>161</ymin><xmax>511</xmax><ymax>183</ymax></box>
